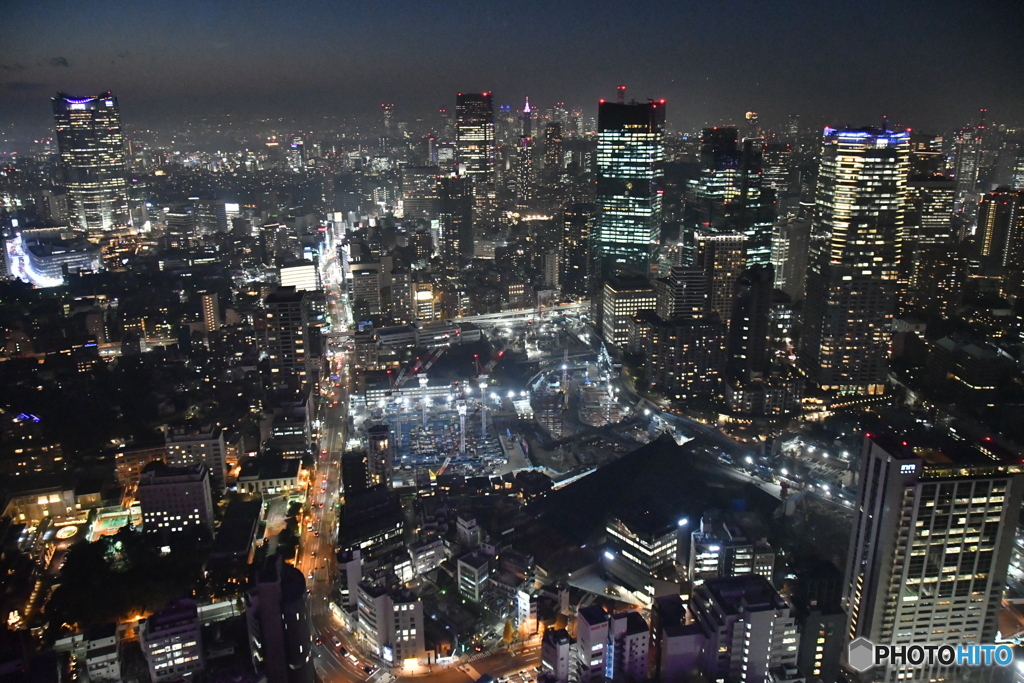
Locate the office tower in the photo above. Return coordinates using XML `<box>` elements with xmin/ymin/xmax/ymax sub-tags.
<box><xmin>381</xmin><ymin>103</ymin><xmax>395</xmax><ymax>136</ymax></box>
<box><xmin>356</xmin><ymin>584</ymin><xmax>426</xmax><ymax>666</ymax></box>
<box><xmin>604</xmin><ymin>508</ymin><xmax>679</xmax><ymax>579</ymax></box>
<box><xmin>515</xmin><ymin>97</ymin><xmax>534</xmax><ymax>203</ymax></box>
<box><xmin>402</xmin><ymin>167</ymin><xmax>441</xmax><ymax>220</ymax></box>
<box><xmin>544</xmin><ymin>121</ymin><xmax>564</xmax><ymax>178</ymax></box>
<box><xmin>594</xmin><ymin>97</ymin><xmax>666</xmax><ymax>279</ymax></box>
<box><xmin>695</xmin><ymin>232</ymin><xmax>747</xmax><ymax>324</ymax></box>
<box><xmin>600</xmin><ymin>276</ymin><xmax>657</xmax><ymax>346</ymax></box>
<box><xmin>200</xmin><ymin>291</ymin><xmax>220</xmax><ymax>333</ymax></box>
<box><xmin>389</xmin><ymin>268</ymin><xmax>414</xmax><ymax>323</ymax></box>
<box><xmin>542</xmin><ymin>629</ymin><xmax>575</xmax><ymax>683</ymax></box>
<box><xmin>843</xmin><ymin>435</ymin><xmax>1024</xmax><ymax>680</ymax></box>
<box><xmin>455</xmin><ymin>92</ymin><xmax>496</xmax><ymax>222</ymax></box>
<box><xmin>350</xmin><ymin>264</ymin><xmax>382</xmax><ymax>316</ymax></box>
<box><xmin>909</xmin><ymin>133</ymin><xmax>947</xmax><ymax>176</ymax></box>
<box><xmin>975</xmin><ymin>189</ymin><xmax>1024</xmax><ymax>302</ymax></box>
<box><xmin>686</xmin><ymin>576</ymin><xmax>800</xmax><ymax>683</ymax></box>
<box><xmin>727</xmin><ymin>265</ymin><xmax>774</xmax><ymax>379</ymax></box>
<box><xmin>770</xmin><ymin>217</ymin><xmax>810</xmax><ymax>301</ymax></box>
<box><xmin>688</xmin><ymin>513</ymin><xmax>775</xmax><ymax>586</ymax></box>
<box><xmin>279</xmin><ymin>263</ymin><xmax>319</xmax><ymax>292</ymax></box>
<box><xmin>697</xmin><ymin>128</ymin><xmax>742</xmax><ymax>233</ymax></box>
<box><xmin>52</xmin><ymin>92</ymin><xmax>129</xmax><ymax>234</ymax></box>
<box><xmin>261</xmin><ymin>286</ymin><xmax>311</xmax><ymax>385</ymax></box>
<box><xmin>953</xmin><ymin>111</ymin><xmax>986</xmax><ymax>200</ymax></box>
<box><xmin>789</xmin><ymin>561</ymin><xmax>845</xmax><ymax>683</ymax></box>
<box><xmin>287</xmin><ymin>134</ymin><xmax>306</xmax><ymax>170</ymax></box>
<box><xmin>762</xmin><ymin>143</ymin><xmax>793</xmax><ymax>193</ymax></box>
<box><xmin>655</xmin><ymin>266</ymin><xmax>707</xmax><ymax>320</ymax></box>
<box><xmin>911</xmin><ymin>245</ymin><xmax>968</xmax><ymax>316</ymax></box>
<box><xmin>562</xmin><ymin>203</ymin><xmax>595</xmax><ymax>297</ymax></box>
<box><xmin>164</xmin><ymin>425</ymin><xmax>227</xmax><ymax>491</ymax></box>
<box><xmin>438</xmin><ymin>175</ymin><xmax>473</xmax><ymax>264</ymax></box>
<box><xmin>245</xmin><ymin>554</ymin><xmax>315</xmax><ymax>683</ymax></box>
<box><xmin>785</xmin><ymin>114</ymin><xmax>801</xmax><ymax>144</ymax></box>
<box><xmin>139</xmin><ymin>598</ymin><xmax>204</xmax><ymax>682</ymax></box>
<box><xmin>193</xmin><ymin>198</ymin><xmax>228</xmax><ymax>234</ymax></box>
<box><xmin>1013</xmin><ymin>154</ymin><xmax>1024</xmax><ymax>190</ymax></box>
<box><xmin>137</xmin><ymin>462</ymin><xmax>214</xmax><ymax>534</ymax></box>
<box><xmin>800</xmin><ymin>127</ymin><xmax>909</xmax><ymax>395</ymax></box>
<box><xmin>576</xmin><ymin>606</ymin><xmax>610</xmax><ymax>683</ymax></box>
<box><xmin>906</xmin><ymin>175</ymin><xmax>955</xmax><ymax>247</ymax></box>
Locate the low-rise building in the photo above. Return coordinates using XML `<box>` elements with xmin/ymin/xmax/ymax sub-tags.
<box><xmin>457</xmin><ymin>552</ymin><xmax>490</xmax><ymax>603</ymax></box>
<box><xmin>139</xmin><ymin>598</ymin><xmax>204</xmax><ymax>681</ymax></box>
<box><xmin>137</xmin><ymin>462</ymin><xmax>214</xmax><ymax>535</ymax></box>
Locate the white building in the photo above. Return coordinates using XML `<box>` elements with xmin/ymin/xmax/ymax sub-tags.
<box><xmin>688</xmin><ymin>575</ymin><xmax>800</xmax><ymax>683</ymax></box>
<box><xmin>575</xmin><ymin>606</ymin><xmax>610</xmax><ymax>683</ymax></box>
<box><xmin>137</xmin><ymin>463</ymin><xmax>214</xmax><ymax>534</ymax></box>
<box><xmin>409</xmin><ymin>535</ymin><xmax>444</xmax><ymax>575</ymax></box>
<box><xmin>541</xmin><ymin>628</ymin><xmax>575</xmax><ymax>683</ymax></box>
<box><xmin>164</xmin><ymin>424</ymin><xmax>227</xmax><ymax>490</ymax></box>
<box><xmin>356</xmin><ymin>583</ymin><xmax>426</xmax><ymax>667</ymax></box>
<box><xmin>84</xmin><ymin>624</ymin><xmax>121</xmax><ymax>681</ymax></box>
<box><xmin>139</xmin><ymin>598</ymin><xmax>204</xmax><ymax>681</ymax></box>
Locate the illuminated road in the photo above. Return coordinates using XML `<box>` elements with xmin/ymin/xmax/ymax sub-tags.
<box><xmin>307</xmin><ymin>236</ymin><xmax>541</xmax><ymax>681</ymax></box>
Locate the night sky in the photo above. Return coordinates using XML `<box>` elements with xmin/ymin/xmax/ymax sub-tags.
<box><xmin>1</xmin><ymin>0</ymin><xmax>1022</xmax><ymax>134</ymax></box>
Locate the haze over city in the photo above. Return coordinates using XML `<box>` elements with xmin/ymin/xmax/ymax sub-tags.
<box><xmin>1</xmin><ymin>2</ymin><xmax>1024</xmax><ymax>683</ymax></box>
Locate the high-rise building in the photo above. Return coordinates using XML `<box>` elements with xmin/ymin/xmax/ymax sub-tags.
<box><xmin>261</xmin><ymin>286</ymin><xmax>311</xmax><ymax>385</ymax></box>
<box><xmin>52</xmin><ymin>92</ymin><xmax>129</xmax><ymax>234</ymax></box>
<box><xmin>600</xmin><ymin>276</ymin><xmax>656</xmax><ymax>347</ymax></box>
<box><xmin>594</xmin><ymin>98</ymin><xmax>665</xmax><ymax>279</ymax></box>
<box><xmin>654</xmin><ymin>266</ymin><xmax>707</xmax><ymax>321</ymax></box>
<box><xmin>455</xmin><ymin>92</ymin><xmax>496</xmax><ymax>224</ymax></box>
<box><xmin>139</xmin><ymin>598</ymin><xmax>204</xmax><ymax>682</ymax></box>
<box><xmin>562</xmin><ymin>203</ymin><xmax>595</xmax><ymax>297</ymax></box>
<box><xmin>953</xmin><ymin>111</ymin><xmax>986</xmax><ymax>201</ymax></box>
<box><xmin>606</xmin><ymin>612</ymin><xmax>650</xmax><ymax>682</ymax></box>
<box><xmin>843</xmin><ymin>435</ymin><xmax>1024</xmax><ymax>680</ymax></box>
<box><xmin>975</xmin><ymin>189</ymin><xmax>1024</xmax><ymax>302</ymax></box>
<box><xmin>402</xmin><ymin>167</ymin><xmax>441</xmax><ymax>221</ymax></box>
<box><xmin>137</xmin><ymin>462</ymin><xmax>214</xmax><ymax>535</ymax></box>
<box><xmin>800</xmin><ymin>127</ymin><xmax>909</xmax><ymax>395</ymax></box>
<box><xmin>789</xmin><ymin>561</ymin><xmax>845</xmax><ymax>683</ymax></box>
<box><xmin>438</xmin><ymin>175</ymin><xmax>473</xmax><ymax>264</ymax></box>
<box><xmin>200</xmin><ymin>291</ymin><xmax>220</xmax><ymax>333</ymax></box>
<box><xmin>544</xmin><ymin>121</ymin><xmax>564</xmax><ymax>179</ymax></box>
<box><xmin>727</xmin><ymin>265</ymin><xmax>774</xmax><ymax>379</ymax></box>
<box><xmin>246</xmin><ymin>554</ymin><xmax>315</xmax><ymax>683</ymax></box>
<box><xmin>685</xmin><ymin>576</ymin><xmax>800</xmax><ymax>683</ymax></box>
<box><xmin>769</xmin><ymin>217</ymin><xmax>810</xmax><ymax>301</ymax></box>
<box><xmin>695</xmin><ymin>232</ymin><xmax>747</xmax><ymax>325</ymax></box>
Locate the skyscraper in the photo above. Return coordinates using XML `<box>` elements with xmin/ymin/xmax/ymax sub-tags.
<box><xmin>516</xmin><ymin>97</ymin><xmax>533</xmax><ymax>203</ymax></box>
<box><xmin>52</xmin><ymin>92</ymin><xmax>129</xmax><ymax>234</ymax></box>
<box><xmin>843</xmin><ymin>435</ymin><xmax>1024</xmax><ymax>680</ymax></box>
<box><xmin>695</xmin><ymin>232</ymin><xmax>747</xmax><ymax>325</ymax></box>
<box><xmin>594</xmin><ymin>97</ymin><xmax>665</xmax><ymax>280</ymax></box>
<box><xmin>562</xmin><ymin>203</ymin><xmax>596</xmax><ymax>297</ymax></box>
<box><xmin>800</xmin><ymin>127</ymin><xmax>909</xmax><ymax>395</ymax></box>
<box><xmin>246</xmin><ymin>554</ymin><xmax>315</xmax><ymax>683</ymax></box>
<box><xmin>455</xmin><ymin>92</ymin><xmax>496</xmax><ymax>224</ymax></box>
<box><xmin>975</xmin><ymin>189</ymin><xmax>1024</xmax><ymax>303</ymax></box>
<box><xmin>544</xmin><ymin>121</ymin><xmax>564</xmax><ymax>179</ymax></box>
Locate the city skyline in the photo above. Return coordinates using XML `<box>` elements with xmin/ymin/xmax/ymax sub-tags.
<box><xmin>2</xmin><ymin>0</ymin><xmax>1023</xmax><ymax>137</ymax></box>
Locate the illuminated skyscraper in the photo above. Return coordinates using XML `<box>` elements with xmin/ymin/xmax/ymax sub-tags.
<box><xmin>800</xmin><ymin>127</ymin><xmax>909</xmax><ymax>395</ymax></box>
<box><xmin>843</xmin><ymin>435</ymin><xmax>1024</xmax><ymax>681</ymax></box>
<box><xmin>975</xmin><ymin>189</ymin><xmax>1024</xmax><ymax>302</ymax></box>
<box><xmin>594</xmin><ymin>97</ymin><xmax>665</xmax><ymax>279</ymax></box>
<box><xmin>516</xmin><ymin>97</ymin><xmax>533</xmax><ymax>203</ymax></box>
<box><xmin>455</xmin><ymin>92</ymin><xmax>496</xmax><ymax>224</ymax></box>
<box><xmin>52</xmin><ymin>92</ymin><xmax>129</xmax><ymax>234</ymax></box>
<box><xmin>544</xmin><ymin>122</ymin><xmax>563</xmax><ymax>179</ymax></box>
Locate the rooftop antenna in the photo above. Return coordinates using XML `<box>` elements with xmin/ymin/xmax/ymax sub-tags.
<box><xmin>617</xmin><ymin>85</ymin><xmax>626</xmax><ymax>104</ymax></box>
<box><xmin>882</xmin><ymin>114</ymin><xmax>889</xmax><ymax>132</ymax></box>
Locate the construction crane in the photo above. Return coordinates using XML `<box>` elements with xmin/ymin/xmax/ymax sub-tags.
<box><xmin>394</xmin><ymin>346</ymin><xmax>448</xmax><ymax>389</ymax></box>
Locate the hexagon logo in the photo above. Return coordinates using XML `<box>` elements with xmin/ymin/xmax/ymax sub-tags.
<box><xmin>848</xmin><ymin>637</ymin><xmax>876</xmax><ymax>672</ymax></box>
